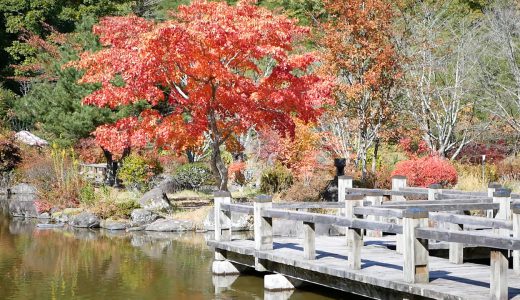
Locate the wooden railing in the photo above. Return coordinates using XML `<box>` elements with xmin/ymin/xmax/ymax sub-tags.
<box><xmin>213</xmin><ymin>175</ymin><xmax>520</xmax><ymax>299</ymax></box>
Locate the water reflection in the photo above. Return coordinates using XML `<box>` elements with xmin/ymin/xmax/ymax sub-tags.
<box><xmin>0</xmin><ymin>198</ymin><xmax>351</xmax><ymax>300</ymax></box>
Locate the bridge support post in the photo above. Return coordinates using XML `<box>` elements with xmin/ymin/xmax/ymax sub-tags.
<box><xmin>490</xmin><ymin>249</ymin><xmax>508</xmax><ymax>300</ymax></box>
<box><xmin>392</xmin><ymin>175</ymin><xmax>407</xmax><ymax>254</ymax></box>
<box><xmin>214</xmin><ymin>191</ymin><xmax>232</xmax><ymax>243</ymax></box>
<box><xmin>303</xmin><ymin>222</ymin><xmax>316</xmax><ymax>260</ymax></box>
<box><xmin>402</xmin><ymin>208</ymin><xmax>429</xmax><ymax>284</ymax></box>
<box><xmin>366</xmin><ymin>195</ymin><xmax>383</xmax><ymax>237</ymax></box>
<box><xmin>338</xmin><ymin>176</ymin><xmax>353</xmax><ymax>220</ymax></box>
<box><xmin>254</xmin><ymin>195</ymin><xmax>273</xmax><ymax>271</ymax></box>
<box><xmin>512</xmin><ymin>202</ymin><xmax>520</xmax><ymax>275</ymax></box>
<box><xmin>488</xmin><ymin>183</ymin><xmax>502</xmax><ymax>218</ymax></box>
<box><xmin>346</xmin><ymin>194</ymin><xmax>364</xmax><ymax>269</ymax></box>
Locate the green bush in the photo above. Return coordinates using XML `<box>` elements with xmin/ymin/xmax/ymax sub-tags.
<box><xmin>79</xmin><ymin>183</ymin><xmax>96</xmax><ymax>205</ymax></box>
<box><xmin>173</xmin><ymin>163</ymin><xmax>213</xmax><ymax>190</ymax></box>
<box><xmin>119</xmin><ymin>154</ymin><xmax>162</xmax><ymax>192</ymax></box>
<box><xmin>260</xmin><ymin>164</ymin><xmax>293</xmax><ymax>194</ymax></box>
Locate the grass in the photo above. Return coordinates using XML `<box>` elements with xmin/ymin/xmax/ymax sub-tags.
<box><xmin>168</xmin><ymin>206</ymin><xmax>212</xmax><ymax>230</ymax></box>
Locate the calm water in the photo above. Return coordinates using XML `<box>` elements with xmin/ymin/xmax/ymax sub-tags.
<box><xmin>0</xmin><ymin>197</ymin><xmax>353</xmax><ymax>300</ymax></box>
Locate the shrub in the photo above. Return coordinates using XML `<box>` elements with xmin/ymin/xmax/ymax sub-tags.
<box><xmin>279</xmin><ymin>169</ymin><xmax>330</xmax><ymax>201</ymax></box>
<box><xmin>89</xmin><ymin>199</ymin><xmax>140</xmax><ymax>220</ymax></box>
<box><xmin>399</xmin><ymin>137</ymin><xmax>430</xmax><ymax>157</ymax></box>
<box><xmin>119</xmin><ymin>153</ymin><xmax>162</xmax><ymax>192</ymax></box>
<box><xmin>453</xmin><ymin>141</ymin><xmax>509</xmax><ymax>165</ymax></box>
<box><xmin>79</xmin><ymin>183</ymin><xmax>96</xmax><ymax>205</ymax></box>
<box><xmin>0</xmin><ymin>134</ymin><xmax>21</xmax><ymax>173</ymax></box>
<box><xmin>260</xmin><ymin>164</ymin><xmax>293</xmax><ymax>194</ymax></box>
<box><xmin>74</xmin><ymin>138</ymin><xmax>105</xmax><ymax>164</ymax></box>
<box><xmin>391</xmin><ymin>156</ymin><xmax>458</xmax><ymax>187</ymax></box>
<box><xmin>497</xmin><ymin>155</ymin><xmax>520</xmax><ymax>181</ymax></box>
<box><xmin>173</xmin><ymin>163</ymin><xmax>213</xmax><ymax>190</ymax></box>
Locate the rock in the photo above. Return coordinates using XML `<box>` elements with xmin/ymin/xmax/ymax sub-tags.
<box><xmin>127</xmin><ymin>226</ymin><xmax>146</xmax><ymax>232</ymax></box>
<box><xmin>145</xmin><ymin>219</ymin><xmax>194</xmax><ymax>232</ymax></box>
<box><xmin>204</xmin><ymin>208</ymin><xmax>253</xmax><ymax>231</ymax></box>
<box><xmin>70</xmin><ymin>212</ymin><xmax>100</xmax><ymax>228</ymax></box>
<box><xmin>10</xmin><ymin>183</ymin><xmax>37</xmax><ymax>195</ymax></box>
<box><xmin>14</xmin><ymin>131</ymin><xmax>49</xmax><ymax>147</ymax></box>
<box><xmin>38</xmin><ymin>212</ymin><xmax>51</xmax><ymax>219</ymax></box>
<box><xmin>52</xmin><ymin>208</ymin><xmax>83</xmax><ymax>223</ymax></box>
<box><xmin>100</xmin><ymin>219</ymin><xmax>130</xmax><ymax>231</ymax></box>
<box><xmin>8</xmin><ymin>194</ymin><xmax>38</xmax><ymax>218</ymax></box>
<box><xmin>130</xmin><ymin>209</ymin><xmax>161</xmax><ymax>225</ymax></box>
<box><xmin>150</xmin><ymin>174</ymin><xmax>177</xmax><ymax>194</ymax></box>
<box><xmin>139</xmin><ymin>188</ymin><xmax>173</xmax><ymax>212</ymax></box>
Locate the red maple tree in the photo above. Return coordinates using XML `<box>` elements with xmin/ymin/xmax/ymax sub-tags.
<box><xmin>70</xmin><ymin>0</ymin><xmax>332</xmax><ymax>190</ymax></box>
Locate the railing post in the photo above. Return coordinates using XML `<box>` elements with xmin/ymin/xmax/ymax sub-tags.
<box><xmin>512</xmin><ymin>201</ymin><xmax>520</xmax><ymax>275</ymax></box>
<box><xmin>493</xmin><ymin>188</ymin><xmax>512</xmax><ymax>236</ymax></box>
<box><xmin>488</xmin><ymin>182</ymin><xmax>502</xmax><ymax>218</ymax></box>
<box><xmin>402</xmin><ymin>208</ymin><xmax>429</xmax><ymax>284</ymax></box>
<box><xmin>303</xmin><ymin>222</ymin><xmax>316</xmax><ymax>260</ymax></box>
<box><xmin>490</xmin><ymin>249</ymin><xmax>508</xmax><ymax>300</ymax></box>
<box><xmin>366</xmin><ymin>195</ymin><xmax>383</xmax><ymax>237</ymax></box>
<box><xmin>392</xmin><ymin>176</ymin><xmax>407</xmax><ymax>254</ymax></box>
<box><xmin>338</xmin><ymin>175</ymin><xmax>353</xmax><ymax>208</ymax></box>
<box><xmin>449</xmin><ymin>223</ymin><xmax>464</xmax><ymax>264</ymax></box>
<box><xmin>391</xmin><ymin>175</ymin><xmax>407</xmax><ymax>202</ymax></box>
<box><xmin>346</xmin><ymin>194</ymin><xmax>364</xmax><ymax>269</ymax></box>
<box><xmin>428</xmin><ymin>183</ymin><xmax>442</xmax><ymax>201</ymax></box>
<box><xmin>254</xmin><ymin>195</ymin><xmax>273</xmax><ymax>251</ymax></box>
<box><xmin>214</xmin><ymin>191</ymin><xmax>232</xmax><ymax>243</ymax></box>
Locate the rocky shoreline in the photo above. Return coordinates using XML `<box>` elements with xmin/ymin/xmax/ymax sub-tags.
<box><xmin>1</xmin><ymin>183</ymin><xmax>253</xmax><ymax>233</ymax></box>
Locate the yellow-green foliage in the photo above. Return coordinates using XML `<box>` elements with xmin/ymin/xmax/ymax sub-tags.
<box><xmin>119</xmin><ymin>154</ymin><xmax>161</xmax><ymax>192</ymax></box>
<box><xmin>260</xmin><ymin>164</ymin><xmax>293</xmax><ymax>194</ymax></box>
<box><xmin>84</xmin><ymin>186</ymin><xmax>140</xmax><ymax>219</ymax></box>
<box><xmin>454</xmin><ymin>162</ymin><xmax>498</xmax><ymax>192</ymax></box>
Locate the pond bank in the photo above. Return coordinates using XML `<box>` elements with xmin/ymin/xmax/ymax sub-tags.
<box><xmin>0</xmin><ymin>196</ymin><xmax>351</xmax><ymax>299</ymax></box>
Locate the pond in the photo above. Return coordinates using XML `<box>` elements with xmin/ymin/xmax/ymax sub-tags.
<box><xmin>0</xmin><ymin>197</ymin><xmax>354</xmax><ymax>300</ymax></box>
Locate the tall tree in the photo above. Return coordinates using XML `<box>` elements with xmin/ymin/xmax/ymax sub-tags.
<box><xmin>318</xmin><ymin>0</ymin><xmax>400</xmax><ymax>178</ymax></box>
<box><xmin>399</xmin><ymin>1</ymin><xmax>483</xmax><ymax>159</ymax></box>
<box><xmin>70</xmin><ymin>0</ymin><xmax>332</xmax><ymax>191</ymax></box>
<box><xmin>479</xmin><ymin>1</ymin><xmax>520</xmax><ymax>135</ymax></box>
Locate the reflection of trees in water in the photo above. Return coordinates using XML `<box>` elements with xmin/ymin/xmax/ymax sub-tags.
<box><xmin>0</xmin><ymin>218</ymin><xmax>215</xmax><ymax>299</ymax></box>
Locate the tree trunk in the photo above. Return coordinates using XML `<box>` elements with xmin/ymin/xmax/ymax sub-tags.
<box><xmin>186</xmin><ymin>150</ymin><xmax>195</xmax><ymax>163</ymax></box>
<box><xmin>371</xmin><ymin>138</ymin><xmax>379</xmax><ymax>173</ymax></box>
<box><xmin>210</xmin><ymin>141</ymin><xmax>228</xmax><ymax>191</ymax></box>
<box><xmin>102</xmin><ymin>147</ymin><xmax>129</xmax><ymax>187</ymax></box>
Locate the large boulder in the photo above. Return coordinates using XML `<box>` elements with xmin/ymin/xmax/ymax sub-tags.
<box><xmin>70</xmin><ymin>212</ymin><xmax>100</xmax><ymax>228</ymax></box>
<box><xmin>203</xmin><ymin>208</ymin><xmax>253</xmax><ymax>231</ymax></box>
<box><xmin>100</xmin><ymin>219</ymin><xmax>131</xmax><ymax>231</ymax></box>
<box><xmin>131</xmin><ymin>209</ymin><xmax>161</xmax><ymax>225</ymax></box>
<box><xmin>14</xmin><ymin>131</ymin><xmax>49</xmax><ymax>147</ymax></box>
<box><xmin>52</xmin><ymin>208</ymin><xmax>83</xmax><ymax>223</ymax></box>
<box><xmin>10</xmin><ymin>183</ymin><xmax>37</xmax><ymax>195</ymax></box>
<box><xmin>8</xmin><ymin>194</ymin><xmax>38</xmax><ymax>218</ymax></box>
<box><xmin>139</xmin><ymin>188</ymin><xmax>172</xmax><ymax>212</ymax></box>
<box><xmin>150</xmin><ymin>174</ymin><xmax>177</xmax><ymax>194</ymax></box>
<box><xmin>145</xmin><ymin>219</ymin><xmax>194</xmax><ymax>232</ymax></box>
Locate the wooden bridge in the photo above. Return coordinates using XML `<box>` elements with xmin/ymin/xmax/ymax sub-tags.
<box><xmin>208</xmin><ymin>176</ymin><xmax>520</xmax><ymax>299</ymax></box>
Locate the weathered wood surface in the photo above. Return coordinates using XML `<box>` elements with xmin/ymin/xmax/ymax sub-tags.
<box><xmin>209</xmin><ymin>236</ymin><xmax>520</xmax><ymax>300</ymax></box>
<box><xmin>429</xmin><ymin>212</ymin><xmax>513</xmax><ymax>230</ymax></box>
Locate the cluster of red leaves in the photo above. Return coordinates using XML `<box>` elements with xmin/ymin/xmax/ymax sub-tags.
<box><xmin>259</xmin><ymin>119</ymin><xmax>321</xmax><ymax>181</ymax></box>
<box><xmin>391</xmin><ymin>156</ymin><xmax>458</xmax><ymax>187</ymax></box>
<box><xmin>74</xmin><ymin>138</ymin><xmax>105</xmax><ymax>163</ymax></box>
<box><xmin>320</xmin><ymin>0</ymin><xmax>400</xmax><ymax>129</ymax></box>
<box><xmin>452</xmin><ymin>141</ymin><xmax>509</xmax><ymax>164</ymax></box>
<box><xmin>34</xmin><ymin>200</ymin><xmax>52</xmax><ymax>214</ymax></box>
<box><xmin>399</xmin><ymin>137</ymin><xmax>430</xmax><ymax>158</ymax></box>
<box><xmin>228</xmin><ymin>160</ymin><xmax>247</xmax><ymax>183</ymax></box>
<box><xmin>69</xmin><ymin>0</ymin><xmax>332</xmax><ymax>159</ymax></box>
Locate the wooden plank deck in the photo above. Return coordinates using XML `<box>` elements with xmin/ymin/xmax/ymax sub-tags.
<box><xmin>209</xmin><ymin>236</ymin><xmax>520</xmax><ymax>299</ymax></box>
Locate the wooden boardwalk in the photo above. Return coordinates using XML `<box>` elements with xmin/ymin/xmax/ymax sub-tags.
<box><xmin>210</xmin><ymin>236</ymin><xmax>520</xmax><ymax>299</ymax></box>
<box><xmin>209</xmin><ymin>177</ymin><xmax>520</xmax><ymax>299</ymax></box>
